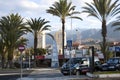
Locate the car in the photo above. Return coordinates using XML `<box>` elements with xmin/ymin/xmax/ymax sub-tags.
<box><xmin>94</xmin><ymin>61</ymin><xmax>102</xmax><ymax>71</ymax></box>
<box><xmin>100</xmin><ymin>57</ymin><xmax>120</xmax><ymax>71</ymax></box>
<box><xmin>61</xmin><ymin>57</ymin><xmax>100</xmax><ymax>75</ymax></box>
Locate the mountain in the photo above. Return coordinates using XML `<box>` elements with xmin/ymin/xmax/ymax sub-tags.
<box><xmin>25</xmin><ymin>25</ymin><xmax>120</xmax><ymax>47</ymax></box>
<box><xmin>90</xmin><ymin>23</ymin><xmax>120</xmax><ymax>41</ymax></box>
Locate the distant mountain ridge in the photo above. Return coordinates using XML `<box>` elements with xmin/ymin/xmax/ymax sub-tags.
<box><xmin>26</xmin><ymin>25</ymin><xmax>120</xmax><ymax>47</ymax></box>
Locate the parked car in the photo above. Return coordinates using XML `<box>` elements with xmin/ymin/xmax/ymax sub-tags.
<box><xmin>100</xmin><ymin>57</ymin><xmax>120</xmax><ymax>71</ymax></box>
<box><xmin>94</xmin><ymin>61</ymin><xmax>102</xmax><ymax>71</ymax></box>
<box><xmin>60</xmin><ymin>57</ymin><xmax>100</xmax><ymax>75</ymax></box>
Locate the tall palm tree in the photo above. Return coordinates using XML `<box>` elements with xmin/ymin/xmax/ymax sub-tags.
<box><xmin>46</xmin><ymin>0</ymin><xmax>82</xmax><ymax>60</ymax></box>
<box><xmin>0</xmin><ymin>13</ymin><xmax>29</xmax><ymax>68</ymax></box>
<box><xmin>82</xmin><ymin>0</ymin><xmax>120</xmax><ymax>61</ymax></box>
<box><xmin>27</xmin><ymin>17</ymin><xmax>50</xmax><ymax>66</ymax></box>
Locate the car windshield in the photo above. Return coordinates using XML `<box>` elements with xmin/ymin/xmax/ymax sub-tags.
<box><xmin>67</xmin><ymin>57</ymin><xmax>87</xmax><ymax>65</ymax></box>
<box><xmin>107</xmin><ymin>58</ymin><xmax>119</xmax><ymax>64</ymax></box>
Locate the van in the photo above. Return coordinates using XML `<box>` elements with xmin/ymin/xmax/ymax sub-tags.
<box><xmin>60</xmin><ymin>57</ymin><xmax>100</xmax><ymax>75</ymax></box>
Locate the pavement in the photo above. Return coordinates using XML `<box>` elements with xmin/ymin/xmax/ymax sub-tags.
<box><xmin>16</xmin><ymin>68</ymin><xmax>90</xmax><ymax>80</ymax></box>
<box><xmin>1</xmin><ymin>68</ymin><xmax>120</xmax><ymax>80</ymax></box>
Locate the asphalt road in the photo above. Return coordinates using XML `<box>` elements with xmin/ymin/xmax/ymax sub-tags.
<box><xmin>23</xmin><ymin>68</ymin><xmax>89</xmax><ymax>80</ymax></box>
<box><xmin>0</xmin><ymin>68</ymin><xmax>89</xmax><ymax>80</ymax></box>
<box><xmin>0</xmin><ymin>74</ymin><xmax>28</xmax><ymax>80</ymax></box>
<box><xmin>0</xmin><ymin>69</ymin><xmax>33</xmax><ymax>80</ymax></box>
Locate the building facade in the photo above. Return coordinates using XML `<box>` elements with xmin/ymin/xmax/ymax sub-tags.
<box><xmin>54</xmin><ymin>30</ymin><xmax>66</xmax><ymax>55</ymax></box>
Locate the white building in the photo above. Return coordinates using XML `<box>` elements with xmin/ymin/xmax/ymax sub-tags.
<box><xmin>54</xmin><ymin>30</ymin><xmax>66</xmax><ymax>55</ymax></box>
<box><xmin>37</xmin><ymin>31</ymin><xmax>46</xmax><ymax>48</ymax></box>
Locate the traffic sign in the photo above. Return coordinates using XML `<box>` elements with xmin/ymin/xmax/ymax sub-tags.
<box><xmin>67</xmin><ymin>40</ymin><xmax>72</xmax><ymax>48</ymax></box>
<box><xmin>115</xmin><ymin>46</ymin><xmax>120</xmax><ymax>52</ymax></box>
<box><xmin>18</xmin><ymin>45</ymin><xmax>25</xmax><ymax>52</ymax></box>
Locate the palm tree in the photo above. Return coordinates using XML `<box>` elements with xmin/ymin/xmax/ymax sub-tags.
<box><xmin>82</xmin><ymin>0</ymin><xmax>120</xmax><ymax>61</ymax></box>
<box><xmin>46</xmin><ymin>0</ymin><xmax>82</xmax><ymax>61</ymax></box>
<box><xmin>0</xmin><ymin>13</ymin><xmax>29</xmax><ymax>68</ymax></box>
<box><xmin>27</xmin><ymin>17</ymin><xmax>50</xmax><ymax>66</ymax></box>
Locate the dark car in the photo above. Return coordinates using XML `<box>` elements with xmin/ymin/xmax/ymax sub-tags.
<box><xmin>61</xmin><ymin>57</ymin><xmax>100</xmax><ymax>75</ymax></box>
<box><xmin>100</xmin><ymin>57</ymin><xmax>120</xmax><ymax>71</ymax></box>
<box><xmin>94</xmin><ymin>61</ymin><xmax>102</xmax><ymax>71</ymax></box>
<box><xmin>61</xmin><ymin>57</ymin><xmax>89</xmax><ymax>75</ymax></box>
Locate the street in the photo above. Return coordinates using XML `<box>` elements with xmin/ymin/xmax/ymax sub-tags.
<box><xmin>16</xmin><ymin>68</ymin><xmax>89</xmax><ymax>80</ymax></box>
<box><xmin>0</xmin><ymin>74</ymin><xmax>28</xmax><ymax>80</ymax></box>
<box><xmin>0</xmin><ymin>68</ymin><xmax>88</xmax><ymax>80</ymax></box>
<box><xmin>0</xmin><ymin>69</ymin><xmax>32</xmax><ymax>80</ymax></box>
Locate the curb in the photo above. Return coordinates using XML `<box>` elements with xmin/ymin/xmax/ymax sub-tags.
<box><xmin>86</xmin><ymin>72</ymin><xmax>120</xmax><ymax>78</ymax></box>
<box><xmin>98</xmin><ymin>74</ymin><xmax>120</xmax><ymax>78</ymax></box>
<box><xmin>86</xmin><ymin>72</ymin><xmax>98</xmax><ymax>78</ymax></box>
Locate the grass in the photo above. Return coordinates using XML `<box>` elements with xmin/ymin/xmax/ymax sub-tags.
<box><xmin>94</xmin><ymin>71</ymin><xmax>120</xmax><ymax>74</ymax></box>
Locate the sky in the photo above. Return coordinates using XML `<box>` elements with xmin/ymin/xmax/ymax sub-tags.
<box><xmin>0</xmin><ymin>0</ymin><xmax>102</xmax><ymax>31</ymax></box>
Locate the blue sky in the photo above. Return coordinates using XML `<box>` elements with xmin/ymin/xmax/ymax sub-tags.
<box><xmin>0</xmin><ymin>0</ymin><xmax>102</xmax><ymax>31</ymax></box>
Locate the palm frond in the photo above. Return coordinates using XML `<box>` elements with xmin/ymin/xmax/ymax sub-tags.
<box><xmin>70</xmin><ymin>16</ymin><xmax>83</xmax><ymax>21</ymax></box>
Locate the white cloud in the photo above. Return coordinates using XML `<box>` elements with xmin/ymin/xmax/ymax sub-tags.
<box><xmin>20</xmin><ymin>0</ymin><xmax>39</xmax><ymax>9</ymax></box>
<box><xmin>0</xmin><ymin>0</ymin><xmax>100</xmax><ymax>31</ymax></box>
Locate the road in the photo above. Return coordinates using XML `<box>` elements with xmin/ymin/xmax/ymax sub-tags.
<box><xmin>0</xmin><ymin>69</ymin><xmax>32</xmax><ymax>80</ymax></box>
<box><xmin>0</xmin><ymin>74</ymin><xmax>28</xmax><ymax>80</ymax></box>
<box><xmin>20</xmin><ymin>68</ymin><xmax>89</xmax><ymax>80</ymax></box>
<box><xmin>28</xmin><ymin>68</ymin><xmax>63</xmax><ymax>78</ymax></box>
<box><xmin>0</xmin><ymin>68</ymin><xmax>89</xmax><ymax>80</ymax></box>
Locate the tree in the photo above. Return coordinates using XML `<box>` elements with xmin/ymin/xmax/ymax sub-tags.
<box><xmin>82</xmin><ymin>0</ymin><xmax>120</xmax><ymax>61</ymax></box>
<box><xmin>0</xmin><ymin>13</ymin><xmax>29</xmax><ymax>68</ymax></box>
<box><xmin>46</xmin><ymin>0</ymin><xmax>82</xmax><ymax>61</ymax></box>
<box><xmin>27</xmin><ymin>17</ymin><xmax>50</xmax><ymax>66</ymax></box>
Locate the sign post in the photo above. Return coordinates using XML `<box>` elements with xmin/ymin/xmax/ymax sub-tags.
<box><xmin>18</xmin><ymin>45</ymin><xmax>25</xmax><ymax>80</ymax></box>
<box><xmin>67</xmin><ymin>40</ymin><xmax>72</xmax><ymax>75</ymax></box>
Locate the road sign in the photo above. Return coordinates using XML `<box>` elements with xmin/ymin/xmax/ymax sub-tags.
<box><xmin>18</xmin><ymin>45</ymin><xmax>25</xmax><ymax>52</ymax></box>
<box><xmin>115</xmin><ymin>46</ymin><xmax>120</xmax><ymax>52</ymax></box>
<box><xmin>18</xmin><ymin>45</ymin><xmax>25</xmax><ymax>79</ymax></box>
<box><xmin>67</xmin><ymin>40</ymin><xmax>72</xmax><ymax>48</ymax></box>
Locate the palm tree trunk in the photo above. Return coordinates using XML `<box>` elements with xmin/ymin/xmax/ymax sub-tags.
<box><xmin>62</xmin><ymin>19</ymin><xmax>65</xmax><ymax>63</ymax></box>
<box><xmin>101</xmin><ymin>19</ymin><xmax>107</xmax><ymax>61</ymax></box>
<box><xmin>34</xmin><ymin>33</ymin><xmax>37</xmax><ymax>67</ymax></box>
<box><xmin>1</xmin><ymin>54</ymin><xmax>5</xmax><ymax>68</ymax></box>
<box><xmin>7</xmin><ymin>49</ymin><xmax>14</xmax><ymax>68</ymax></box>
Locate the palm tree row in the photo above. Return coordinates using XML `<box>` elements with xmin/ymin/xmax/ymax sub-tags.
<box><xmin>0</xmin><ymin>0</ymin><xmax>120</xmax><ymax>68</ymax></box>
<box><xmin>47</xmin><ymin>0</ymin><xmax>120</xmax><ymax>62</ymax></box>
<box><xmin>0</xmin><ymin>14</ymin><xmax>50</xmax><ymax>68</ymax></box>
